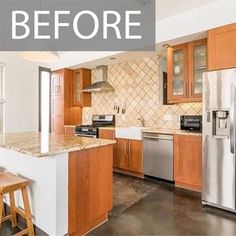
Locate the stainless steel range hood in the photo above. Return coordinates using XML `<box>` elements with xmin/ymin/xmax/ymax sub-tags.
<box><xmin>81</xmin><ymin>65</ymin><xmax>115</xmax><ymax>92</ymax></box>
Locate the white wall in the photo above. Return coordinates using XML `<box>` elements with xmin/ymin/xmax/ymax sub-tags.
<box><xmin>0</xmin><ymin>52</ymin><xmax>39</xmax><ymax>132</ymax></box>
<box><xmin>48</xmin><ymin>0</ymin><xmax>236</xmax><ymax>70</ymax></box>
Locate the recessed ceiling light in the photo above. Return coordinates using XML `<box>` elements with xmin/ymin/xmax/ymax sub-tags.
<box><xmin>162</xmin><ymin>44</ymin><xmax>170</xmax><ymax>49</ymax></box>
<box><xmin>20</xmin><ymin>51</ymin><xmax>60</xmax><ymax>62</ymax></box>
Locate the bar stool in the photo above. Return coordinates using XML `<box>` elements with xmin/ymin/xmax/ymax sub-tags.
<box><xmin>0</xmin><ymin>172</ymin><xmax>34</xmax><ymax>236</ymax></box>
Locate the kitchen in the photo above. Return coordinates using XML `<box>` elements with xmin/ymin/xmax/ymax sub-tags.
<box><xmin>0</xmin><ymin>0</ymin><xmax>236</xmax><ymax>236</ymax></box>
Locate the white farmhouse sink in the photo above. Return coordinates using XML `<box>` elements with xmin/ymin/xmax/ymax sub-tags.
<box><xmin>115</xmin><ymin>127</ymin><xmax>146</xmax><ymax>140</ymax></box>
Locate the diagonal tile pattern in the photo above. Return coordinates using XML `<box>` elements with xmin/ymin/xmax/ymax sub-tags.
<box><xmin>82</xmin><ymin>55</ymin><xmax>202</xmax><ymax>129</ymax></box>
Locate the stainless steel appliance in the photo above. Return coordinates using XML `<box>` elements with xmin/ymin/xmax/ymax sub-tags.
<box><xmin>180</xmin><ymin>115</ymin><xmax>202</xmax><ymax>132</ymax></box>
<box><xmin>143</xmin><ymin>132</ymin><xmax>174</xmax><ymax>181</ymax></box>
<box><xmin>75</xmin><ymin>114</ymin><xmax>115</xmax><ymax>138</ymax></box>
<box><xmin>202</xmin><ymin>68</ymin><xmax>236</xmax><ymax>213</ymax></box>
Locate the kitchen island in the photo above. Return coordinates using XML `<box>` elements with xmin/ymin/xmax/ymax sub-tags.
<box><xmin>0</xmin><ymin>132</ymin><xmax>115</xmax><ymax>236</ymax></box>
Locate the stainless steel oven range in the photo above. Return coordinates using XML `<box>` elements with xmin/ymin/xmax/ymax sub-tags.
<box><xmin>75</xmin><ymin>114</ymin><xmax>115</xmax><ymax>138</ymax></box>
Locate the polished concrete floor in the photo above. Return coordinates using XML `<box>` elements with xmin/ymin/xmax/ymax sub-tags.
<box><xmin>1</xmin><ymin>177</ymin><xmax>236</xmax><ymax>236</ymax></box>
<box><xmin>90</xmin><ymin>177</ymin><xmax>236</xmax><ymax>236</ymax></box>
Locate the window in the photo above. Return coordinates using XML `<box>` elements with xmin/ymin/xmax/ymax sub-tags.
<box><xmin>39</xmin><ymin>67</ymin><xmax>51</xmax><ymax>133</ymax></box>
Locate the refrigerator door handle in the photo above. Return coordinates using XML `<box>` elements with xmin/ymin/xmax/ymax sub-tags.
<box><xmin>230</xmin><ymin>85</ymin><xmax>236</xmax><ymax>154</ymax></box>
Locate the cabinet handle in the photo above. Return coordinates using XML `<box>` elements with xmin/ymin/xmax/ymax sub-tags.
<box><xmin>124</xmin><ymin>141</ymin><xmax>127</xmax><ymax>155</ymax></box>
<box><xmin>190</xmin><ymin>81</ymin><xmax>193</xmax><ymax>96</ymax></box>
<box><xmin>128</xmin><ymin>140</ymin><xmax>131</xmax><ymax>156</ymax></box>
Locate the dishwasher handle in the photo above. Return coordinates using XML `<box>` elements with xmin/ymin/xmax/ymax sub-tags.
<box><xmin>143</xmin><ymin>135</ymin><xmax>173</xmax><ymax>140</ymax></box>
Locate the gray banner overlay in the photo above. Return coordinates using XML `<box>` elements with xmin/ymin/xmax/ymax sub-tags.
<box><xmin>0</xmin><ymin>0</ymin><xmax>155</xmax><ymax>51</ymax></box>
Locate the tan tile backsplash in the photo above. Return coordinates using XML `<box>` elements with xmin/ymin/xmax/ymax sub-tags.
<box><xmin>82</xmin><ymin>55</ymin><xmax>202</xmax><ymax>129</ymax></box>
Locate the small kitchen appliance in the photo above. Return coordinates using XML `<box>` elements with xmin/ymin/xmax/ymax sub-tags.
<box><xmin>180</xmin><ymin>115</ymin><xmax>202</xmax><ymax>132</ymax></box>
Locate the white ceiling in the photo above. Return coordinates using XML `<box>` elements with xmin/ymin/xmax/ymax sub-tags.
<box><xmin>156</xmin><ymin>0</ymin><xmax>217</xmax><ymax>20</ymax></box>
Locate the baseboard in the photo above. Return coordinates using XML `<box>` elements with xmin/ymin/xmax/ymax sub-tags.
<box><xmin>113</xmin><ymin>168</ymin><xmax>144</xmax><ymax>178</ymax></box>
<box><xmin>4</xmin><ymin>203</ymin><xmax>49</xmax><ymax>236</ymax></box>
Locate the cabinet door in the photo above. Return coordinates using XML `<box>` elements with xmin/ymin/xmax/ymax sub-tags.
<box><xmin>51</xmin><ymin>96</ymin><xmax>64</xmax><ymax>134</ymax></box>
<box><xmin>116</xmin><ymin>138</ymin><xmax>128</xmax><ymax>170</ymax></box>
<box><xmin>174</xmin><ymin>135</ymin><xmax>202</xmax><ymax>192</ymax></box>
<box><xmin>99</xmin><ymin>129</ymin><xmax>118</xmax><ymax>167</ymax></box>
<box><xmin>208</xmin><ymin>23</ymin><xmax>236</xmax><ymax>70</ymax></box>
<box><xmin>73</xmin><ymin>69</ymin><xmax>91</xmax><ymax>107</ymax></box>
<box><xmin>167</xmin><ymin>44</ymin><xmax>189</xmax><ymax>103</ymax></box>
<box><xmin>128</xmin><ymin>140</ymin><xmax>143</xmax><ymax>174</ymax></box>
<box><xmin>65</xmin><ymin>126</ymin><xmax>75</xmax><ymax>135</ymax></box>
<box><xmin>189</xmin><ymin>39</ymin><xmax>207</xmax><ymax>100</ymax></box>
<box><xmin>51</xmin><ymin>70</ymin><xmax>64</xmax><ymax>96</ymax></box>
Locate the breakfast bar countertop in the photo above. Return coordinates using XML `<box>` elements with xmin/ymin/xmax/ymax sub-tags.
<box><xmin>0</xmin><ymin>132</ymin><xmax>116</xmax><ymax>158</ymax></box>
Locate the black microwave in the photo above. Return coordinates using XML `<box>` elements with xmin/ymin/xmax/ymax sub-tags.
<box><xmin>180</xmin><ymin>115</ymin><xmax>202</xmax><ymax>132</ymax></box>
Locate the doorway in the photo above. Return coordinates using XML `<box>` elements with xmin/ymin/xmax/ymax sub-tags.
<box><xmin>39</xmin><ymin>67</ymin><xmax>51</xmax><ymax>133</ymax></box>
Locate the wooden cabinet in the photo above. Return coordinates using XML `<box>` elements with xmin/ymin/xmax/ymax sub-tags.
<box><xmin>168</xmin><ymin>43</ymin><xmax>189</xmax><ymax>102</ymax></box>
<box><xmin>51</xmin><ymin>70</ymin><xmax>64</xmax><ymax>97</ymax></box>
<box><xmin>116</xmin><ymin>138</ymin><xmax>143</xmax><ymax>174</ymax></box>
<box><xmin>174</xmin><ymin>135</ymin><xmax>202</xmax><ymax>192</ymax></box>
<box><xmin>64</xmin><ymin>126</ymin><xmax>76</xmax><ymax>135</ymax></box>
<box><xmin>51</xmin><ymin>96</ymin><xmax>64</xmax><ymax>134</ymax></box>
<box><xmin>208</xmin><ymin>23</ymin><xmax>236</xmax><ymax>71</ymax></box>
<box><xmin>73</xmin><ymin>69</ymin><xmax>91</xmax><ymax>107</ymax></box>
<box><xmin>99</xmin><ymin>129</ymin><xmax>117</xmax><ymax>167</ymax></box>
<box><xmin>68</xmin><ymin>145</ymin><xmax>113</xmax><ymax>235</ymax></box>
<box><xmin>51</xmin><ymin>68</ymin><xmax>89</xmax><ymax>134</ymax></box>
<box><xmin>167</xmin><ymin>39</ymin><xmax>207</xmax><ymax>103</ymax></box>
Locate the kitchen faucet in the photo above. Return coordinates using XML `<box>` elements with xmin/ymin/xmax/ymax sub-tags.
<box><xmin>137</xmin><ymin>116</ymin><xmax>145</xmax><ymax>127</ymax></box>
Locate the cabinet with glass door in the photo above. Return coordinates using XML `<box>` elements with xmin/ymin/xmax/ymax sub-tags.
<box><xmin>167</xmin><ymin>39</ymin><xmax>207</xmax><ymax>103</ymax></box>
<box><xmin>167</xmin><ymin>43</ymin><xmax>189</xmax><ymax>103</ymax></box>
<box><xmin>73</xmin><ymin>68</ymin><xmax>91</xmax><ymax>107</ymax></box>
<box><xmin>189</xmin><ymin>39</ymin><xmax>207</xmax><ymax>101</ymax></box>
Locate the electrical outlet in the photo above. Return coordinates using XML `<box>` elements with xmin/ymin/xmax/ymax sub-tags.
<box><xmin>163</xmin><ymin>114</ymin><xmax>172</xmax><ymax>121</ymax></box>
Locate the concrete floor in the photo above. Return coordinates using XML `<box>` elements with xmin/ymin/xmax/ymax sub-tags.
<box><xmin>1</xmin><ymin>177</ymin><xmax>236</xmax><ymax>236</ymax></box>
<box><xmin>90</xmin><ymin>178</ymin><xmax>236</xmax><ymax>236</ymax></box>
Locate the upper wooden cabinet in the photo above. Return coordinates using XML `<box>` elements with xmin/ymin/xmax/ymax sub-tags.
<box><xmin>51</xmin><ymin>70</ymin><xmax>64</xmax><ymax>97</ymax></box>
<box><xmin>73</xmin><ymin>69</ymin><xmax>91</xmax><ymax>107</ymax></box>
<box><xmin>51</xmin><ymin>69</ymin><xmax>82</xmax><ymax>134</ymax></box>
<box><xmin>174</xmin><ymin>135</ymin><xmax>202</xmax><ymax>192</ymax></box>
<box><xmin>208</xmin><ymin>23</ymin><xmax>236</xmax><ymax>71</ymax></box>
<box><xmin>167</xmin><ymin>39</ymin><xmax>207</xmax><ymax>103</ymax></box>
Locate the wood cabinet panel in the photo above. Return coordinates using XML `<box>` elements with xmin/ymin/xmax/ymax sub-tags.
<box><xmin>167</xmin><ymin>43</ymin><xmax>189</xmax><ymax>103</ymax></box>
<box><xmin>167</xmin><ymin>39</ymin><xmax>207</xmax><ymax>103</ymax></box>
<box><xmin>68</xmin><ymin>145</ymin><xmax>113</xmax><ymax>235</ymax></box>
<box><xmin>128</xmin><ymin>140</ymin><xmax>143</xmax><ymax>173</ymax></box>
<box><xmin>208</xmin><ymin>23</ymin><xmax>236</xmax><ymax>70</ymax></box>
<box><xmin>51</xmin><ymin>69</ymin><xmax>82</xmax><ymax>134</ymax></box>
<box><xmin>99</xmin><ymin>129</ymin><xmax>117</xmax><ymax>167</ymax></box>
<box><xmin>188</xmin><ymin>38</ymin><xmax>207</xmax><ymax>101</ymax></box>
<box><xmin>51</xmin><ymin>96</ymin><xmax>64</xmax><ymax>134</ymax></box>
<box><xmin>64</xmin><ymin>126</ymin><xmax>76</xmax><ymax>135</ymax></box>
<box><xmin>73</xmin><ymin>69</ymin><xmax>91</xmax><ymax>107</ymax></box>
<box><xmin>116</xmin><ymin>138</ymin><xmax>128</xmax><ymax>170</ymax></box>
<box><xmin>51</xmin><ymin>70</ymin><xmax>64</xmax><ymax>97</ymax></box>
<box><xmin>116</xmin><ymin>138</ymin><xmax>143</xmax><ymax>174</ymax></box>
<box><xmin>174</xmin><ymin>135</ymin><xmax>202</xmax><ymax>192</ymax></box>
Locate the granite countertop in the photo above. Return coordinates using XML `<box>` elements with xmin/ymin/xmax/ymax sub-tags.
<box><xmin>0</xmin><ymin>132</ymin><xmax>116</xmax><ymax>158</ymax></box>
<box><xmin>98</xmin><ymin>127</ymin><xmax>116</xmax><ymax>130</ymax></box>
<box><xmin>99</xmin><ymin>126</ymin><xmax>201</xmax><ymax>136</ymax></box>
<box><xmin>142</xmin><ymin>128</ymin><xmax>202</xmax><ymax>136</ymax></box>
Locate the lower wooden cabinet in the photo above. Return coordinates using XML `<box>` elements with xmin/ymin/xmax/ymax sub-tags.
<box><xmin>98</xmin><ymin>129</ymin><xmax>117</xmax><ymax>167</ymax></box>
<box><xmin>174</xmin><ymin>135</ymin><xmax>202</xmax><ymax>192</ymax></box>
<box><xmin>116</xmin><ymin>138</ymin><xmax>143</xmax><ymax>174</ymax></box>
<box><xmin>64</xmin><ymin>126</ymin><xmax>76</xmax><ymax>135</ymax></box>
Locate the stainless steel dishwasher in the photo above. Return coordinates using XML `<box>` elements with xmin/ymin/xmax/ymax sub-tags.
<box><xmin>143</xmin><ymin>132</ymin><xmax>174</xmax><ymax>181</ymax></box>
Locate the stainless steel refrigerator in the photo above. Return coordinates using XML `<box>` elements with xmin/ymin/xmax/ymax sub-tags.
<box><xmin>202</xmin><ymin>68</ymin><xmax>236</xmax><ymax>213</ymax></box>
